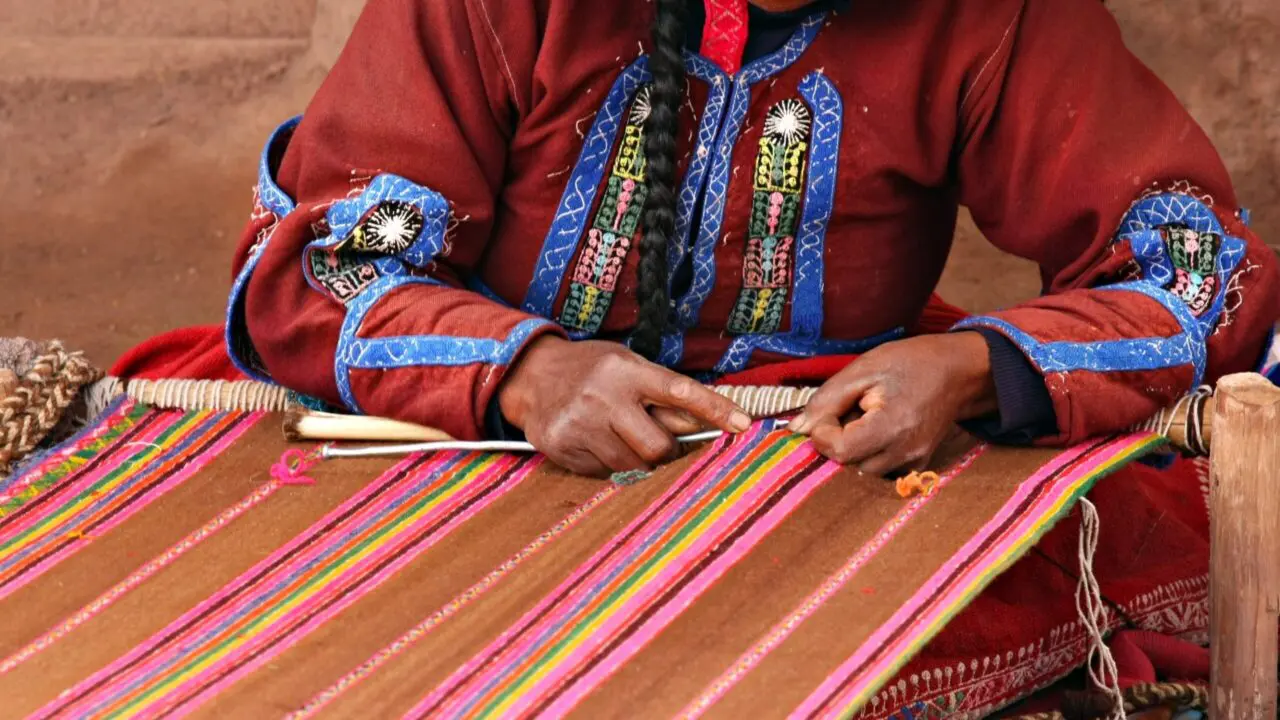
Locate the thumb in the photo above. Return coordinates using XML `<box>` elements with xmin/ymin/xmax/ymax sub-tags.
<box><xmin>790</xmin><ymin>366</ymin><xmax>879</xmax><ymax>435</ymax></box>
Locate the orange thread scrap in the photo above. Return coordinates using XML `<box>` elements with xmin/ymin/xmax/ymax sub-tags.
<box><xmin>895</xmin><ymin>471</ymin><xmax>940</xmax><ymax>499</ymax></box>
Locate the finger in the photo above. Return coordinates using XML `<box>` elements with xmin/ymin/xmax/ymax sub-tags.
<box><xmin>808</xmin><ymin>410</ymin><xmax>898</xmax><ymax>465</ymax></box>
<box><xmin>586</xmin><ymin>431</ymin><xmax>653</xmax><ymax>474</ymax></box>
<box><xmin>791</xmin><ymin>365</ymin><xmax>880</xmax><ymax>435</ymax></box>
<box><xmin>637</xmin><ymin>368</ymin><xmax>752</xmax><ymax>434</ymax></box>
<box><xmin>611</xmin><ymin>407</ymin><xmax>679</xmax><ymax>467</ymax></box>
<box><xmin>547</xmin><ymin>445</ymin><xmax>610</xmax><ymax>478</ymax></box>
<box><xmin>863</xmin><ymin>444</ymin><xmax>934</xmax><ymax>479</ymax></box>
<box><xmin>650</xmin><ymin>406</ymin><xmax>704</xmax><ymax>436</ymax></box>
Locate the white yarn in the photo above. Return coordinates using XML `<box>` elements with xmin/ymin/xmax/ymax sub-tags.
<box><xmin>1075</xmin><ymin>497</ymin><xmax>1125</xmax><ymax>719</ymax></box>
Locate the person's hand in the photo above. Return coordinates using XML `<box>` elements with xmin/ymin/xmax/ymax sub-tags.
<box><xmin>789</xmin><ymin>333</ymin><xmax>997</xmax><ymax>475</ymax></box>
<box><xmin>498</xmin><ymin>336</ymin><xmax>752</xmax><ymax>476</ymax></box>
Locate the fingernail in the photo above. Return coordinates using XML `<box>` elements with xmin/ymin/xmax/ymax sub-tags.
<box><xmin>730</xmin><ymin>411</ymin><xmax>752</xmax><ymax>433</ymax></box>
<box><xmin>790</xmin><ymin>413</ymin><xmax>809</xmax><ymax>434</ymax></box>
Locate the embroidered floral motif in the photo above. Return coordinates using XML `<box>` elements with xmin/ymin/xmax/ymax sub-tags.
<box><xmin>349</xmin><ymin>200</ymin><xmax>425</xmax><ymax>255</ymax></box>
<box><xmin>727</xmin><ymin>99</ymin><xmax>811</xmax><ymax>335</ymax></box>
<box><xmin>560</xmin><ymin>86</ymin><xmax>653</xmax><ymax>334</ymax></box>
<box><xmin>888</xmin><ymin>690</ymin><xmax>966</xmax><ymax>720</ymax></box>
<box><xmin>1159</xmin><ymin>224</ymin><xmax>1220</xmax><ymax>316</ymax></box>
<box><xmin>309</xmin><ymin>250</ymin><xmax>382</xmax><ymax>303</ymax></box>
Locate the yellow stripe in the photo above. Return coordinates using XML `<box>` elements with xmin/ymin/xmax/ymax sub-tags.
<box><xmin>1</xmin><ymin>412</ymin><xmax>212</xmax><ymax>561</ymax></box>
<box><xmin>106</xmin><ymin>458</ymin><xmax>496</xmax><ymax>713</ymax></box>
<box><xmin>841</xmin><ymin>436</ymin><xmax>1160</xmax><ymax>715</ymax></box>
<box><xmin>486</xmin><ymin>442</ymin><xmax>799</xmax><ymax>714</ymax></box>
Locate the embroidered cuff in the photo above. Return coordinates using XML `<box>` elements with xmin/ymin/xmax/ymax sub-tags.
<box><xmin>953</xmin><ymin>282</ymin><xmax>1208</xmax><ymax>389</ymax></box>
<box><xmin>334</xmin><ymin>275</ymin><xmax>557</xmax><ymax>413</ymax></box>
<box><xmin>484</xmin><ymin>397</ymin><xmax>527</xmax><ymax>442</ymax></box>
<box><xmin>963</xmin><ymin>330</ymin><xmax>1057</xmax><ymax>445</ymax></box>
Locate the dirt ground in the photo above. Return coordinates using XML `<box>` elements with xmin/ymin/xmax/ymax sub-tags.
<box><xmin>3</xmin><ymin>0</ymin><xmax>1274</xmax><ymax>368</ymax></box>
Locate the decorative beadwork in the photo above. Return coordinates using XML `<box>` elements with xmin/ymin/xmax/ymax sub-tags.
<box><xmin>559</xmin><ymin>86</ymin><xmax>653</xmax><ymax>334</ymax></box>
<box><xmin>308</xmin><ymin>250</ymin><xmax>382</xmax><ymax>304</ymax></box>
<box><xmin>1161</xmin><ymin>224</ymin><xmax>1220</xmax><ymax>316</ymax></box>
<box><xmin>726</xmin><ymin>98</ymin><xmax>810</xmax><ymax>335</ymax></box>
<box><xmin>1118</xmin><ymin>190</ymin><xmax>1246</xmax><ymax>335</ymax></box>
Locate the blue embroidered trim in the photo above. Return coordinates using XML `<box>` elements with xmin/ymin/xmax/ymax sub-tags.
<box><xmin>225</xmin><ymin>116</ymin><xmax>302</xmax><ymax>382</ymax></box>
<box><xmin>669</xmin><ymin>53</ymin><xmax>731</xmax><ymax>279</ymax></box>
<box><xmin>786</xmin><ymin>72</ymin><xmax>840</xmax><ymax>338</ymax></box>
<box><xmin>716</xmin><ymin>328</ymin><xmax>906</xmax><ymax>374</ymax></box>
<box><xmin>954</xmin><ymin>282</ymin><xmax>1208</xmax><ymax>388</ymax></box>
<box><xmin>661</xmin><ymin>15</ymin><xmax>826</xmax><ymax>366</ymax></box>
<box><xmin>1118</xmin><ymin>192</ymin><xmax>1248</xmax><ymax>334</ymax></box>
<box><xmin>334</xmin><ymin>275</ymin><xmax>552</xmax><ymax>413</ymax></box>
<box><xmin>712</xmin><ymin>71</ymin><xmax>849</xmax><ymax>374</ymax></box>
<box><xmin>258</xmin><ymin>116</ymin><xmax>300</xmax><ymax>218</ymax></box>
<box><xmin>522</xmin><ymin>57</ymin><xmax>651</xmax><ymax>319</ymax></box>
<box><xmin>312</xmin><ymin>174</ymin><xmax>452</xmax><ymax>268</ymax></box>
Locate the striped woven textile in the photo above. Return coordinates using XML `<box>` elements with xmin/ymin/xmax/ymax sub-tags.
<box><xmin>0</xmin><ymin>402</ymin><xmax>1161</xmax><ymax>718</ymax></box>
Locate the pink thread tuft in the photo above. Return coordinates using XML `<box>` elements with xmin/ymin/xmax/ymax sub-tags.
<box><xmin>271</xmin><ymin>447</ymin><xmax>326</xmax><ymax>487</ymax></box>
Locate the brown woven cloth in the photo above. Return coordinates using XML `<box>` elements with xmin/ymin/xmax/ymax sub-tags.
<box><xmin>0</xmin><ymin>339</ymin><xmax>102</xmax><ymax>476</ymax></box>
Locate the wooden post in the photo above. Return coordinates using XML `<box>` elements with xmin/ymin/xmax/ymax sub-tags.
<box><xmin>1210</xmin><ymin>373</ymin><xmax>1280</xmax><ymax>719</ymax></box>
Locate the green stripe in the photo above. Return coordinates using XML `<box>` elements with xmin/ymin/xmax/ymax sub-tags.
<box><xmin>0</xmin><ymin>404</ymin><xmax>150</xmax><ymax>515</ymax></box>
<box><xmin>0</xmin><ymin>411</ymin><xmax>206</xmax><ymax>554</ymax></box>
<box><xmin>106</xmin><ymin>454</ymin><xmax>497</xmax><ymax>717</ymax></box>
<box><xmin>477</xmin><ymin>435</ymin><xmax>798</xmax><ymax>717</ymax></box>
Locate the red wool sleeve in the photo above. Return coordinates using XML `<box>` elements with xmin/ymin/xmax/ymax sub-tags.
<box><xmin>230</xmin><ymin>0</ymin><xmax>562</xmax><ymax>440</ymax></box>
<box><xmin>953</xmin><ymin>0</ymin><xmax>1280</xmax><ymax>443</ymax></box>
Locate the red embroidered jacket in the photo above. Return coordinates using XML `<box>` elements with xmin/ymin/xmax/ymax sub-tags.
<box><xmin>228</xmin><ymin>0</ymin><xmax>1280</xmax><ymax>442</ymax></box>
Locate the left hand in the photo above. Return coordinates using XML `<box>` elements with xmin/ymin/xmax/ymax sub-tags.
<box><xmin>789</xmin><ymin>333</ymin><xmax>998</xmax><ymax>475</ymax></box>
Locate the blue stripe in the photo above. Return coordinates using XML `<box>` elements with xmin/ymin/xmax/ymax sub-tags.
<box><xmin>257</xmin><ymin>116</ymin><xmax>300</xmax><ymax>218</ymax></box>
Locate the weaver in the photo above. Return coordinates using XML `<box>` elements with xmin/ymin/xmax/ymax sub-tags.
<box><xmin>7</xmin><ymin>0</ymin><xmax>1280</xmax><ymax>717</ymax></box>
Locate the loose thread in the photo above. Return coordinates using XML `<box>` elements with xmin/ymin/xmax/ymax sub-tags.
<box><xmin>271</xmin><ymin>446</ymin><xmax>329</xmax><ymax>487</ymax></box>
<box><xmin>1075</xmin><ymin>498</ymin><xmax>1124</xmax><ymax>719</ymax></box>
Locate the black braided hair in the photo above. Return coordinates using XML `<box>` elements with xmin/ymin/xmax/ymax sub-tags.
<box><xmin>632</xmin><ymin>0</ymin><xmax>688</xmax><ymax>360</ymax></box>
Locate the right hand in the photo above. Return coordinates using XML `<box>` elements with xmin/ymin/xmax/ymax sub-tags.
<box><xmin>498</xmin><ymin>336</ymin><xmax>753</xmax><ymax>477</ymax></box>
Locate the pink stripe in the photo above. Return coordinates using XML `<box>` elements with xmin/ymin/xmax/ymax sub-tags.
<box><xmin>287</xmin><ymin>485</ymin><xmax>620</xmax><ymax>720</ymax></box>
<box><xmin>34</xmin><ymin>452</ymin><xmax>432</xmax><ymax>719</ymax></box>
<box><xmin>409</xmin><ymin>433</ymin><xmax>739</xmax><ymax>718</ymax></box>
<box><xmin>0</xmin><ymin>402</ymin><xmax>138</xmax><ymax>506</ymax></box>
<box><xmin>0</xmin><ymin>411</ymin><xmax>182</xmax><ymax>541</ymax></box>
<box><xmin>150</xmin><ymin>455</ymin><xmax>537</xmax><ymax>718</ymax></box>
<box><xmin>540</xmin><ymin>446</ymin><xmax>840</xmax><ymax>717</ymax></box>
<box><xmin>793</xmin><ymin>438</ymin><xmax>1148</xmax><ymax>718</ymax></box>
<box><xmin>509</xmin><ymin>444</ymin><xmax>814</xmax><ymax>716</ymax></box>
<box><xmin>442</xmin><ymin>436</ymin><xmax>769</xmax><ymax>715</ymax></box>
<box><xmin>679</xmin><ymin>445</ymin><xmax>986</xmax><ymax>719</ymax></box>
<box><xmin>0</xmin><ymin>413</ymin><xmax>257</xmax><ymax>603</ymax></box>
<box><xmin>0</xmin><ymin>481</ymin><xmax>283</xmax><ymax>676</ymax></box>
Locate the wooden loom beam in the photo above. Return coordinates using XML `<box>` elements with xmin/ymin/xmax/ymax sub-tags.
<box><xmin>1209</xmin><ymin>373</ymin><xmax>1280</xmax><ymax>719</ymax></box>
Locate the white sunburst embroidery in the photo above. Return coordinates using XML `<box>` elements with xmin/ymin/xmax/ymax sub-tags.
<box><xmin>360</xmin><ymin>201</ymin><xmax>424</xmax><ymax>254</ymax></box>
<box><xmin>629</xmin><ymin>86</ymin><xmax>653</xmax><ymax>126</ymax></box>
<box><xmin>763</xmin><ymin>99</ymin><xmax>811</xmax><ymax>145</ymax></box>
